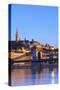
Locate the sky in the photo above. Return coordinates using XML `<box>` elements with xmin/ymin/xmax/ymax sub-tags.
<box><xmin>10</xmin><ymin>4</ymin><xmax>58</xmax><ymax>48</ymax></box>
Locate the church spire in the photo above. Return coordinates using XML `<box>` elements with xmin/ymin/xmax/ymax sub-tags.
<box><xmin>16</xmin><ymin>28</ymin><xmax>19</xmax><ymax>42</ymax></box>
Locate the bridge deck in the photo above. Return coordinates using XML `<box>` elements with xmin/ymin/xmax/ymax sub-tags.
<box><xmin>11</xmin><ymin>58</ymin><xmax>58</xmax><ymax>64</ymax></box>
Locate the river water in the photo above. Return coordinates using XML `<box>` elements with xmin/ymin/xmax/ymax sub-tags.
<box><xmin>11</xmin><ymin>63</ymin><xmax>58</xmax><ymax>86</ymax></box>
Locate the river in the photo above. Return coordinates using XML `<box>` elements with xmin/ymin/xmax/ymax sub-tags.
<box><xmin>11</xmin><ymin>63</ymin><xmax>58</xmax><ymax>86</ymax></box>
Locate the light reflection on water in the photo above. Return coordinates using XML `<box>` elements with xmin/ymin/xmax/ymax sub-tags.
<box><xmin>11</xmin><ymin>63</ymin><xmax>58</xmax><ymax>86</ymax></box>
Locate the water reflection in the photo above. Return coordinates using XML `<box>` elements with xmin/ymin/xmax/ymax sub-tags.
<box><xmin>11</xmin><ymin>63</ymin><xmax>58</xmax><ymax>86</ymax></box>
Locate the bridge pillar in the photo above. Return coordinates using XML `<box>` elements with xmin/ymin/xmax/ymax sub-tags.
<box><xmin>49</xmin><ymin>53</ymin><xmax>53</xmax><ymax>59</ymax></box>
<box><xmin>49</xmin><ymin>53</ymin><xmax>53</xmax><ymax>64</ymax></box>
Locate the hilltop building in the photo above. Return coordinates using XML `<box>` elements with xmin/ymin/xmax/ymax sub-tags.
<box><xmin>9</xmin><ymin>30</ymin><xmax>56</xmax><ymax>52</ymax></box>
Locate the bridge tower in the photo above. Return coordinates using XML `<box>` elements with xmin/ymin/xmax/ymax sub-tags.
<box><xmin>38</xmin><ymin>50</ymin><xmax>42</xmax><ymax>60</ymax></box>
<box><xmin>31</xmin><ymin>45</ymin><xmax>36</xmax><ymax>61</ymax></box>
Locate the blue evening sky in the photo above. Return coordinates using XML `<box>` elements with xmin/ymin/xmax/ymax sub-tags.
<box><xmin>10</xmin><ymin>4</ymin><xmax>58</xmax><ymax>48</ymax></box>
